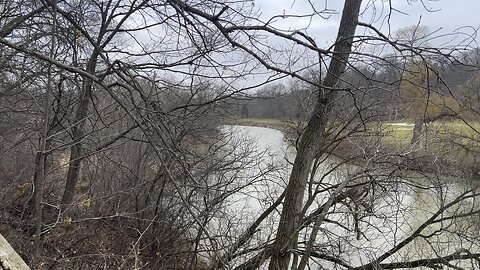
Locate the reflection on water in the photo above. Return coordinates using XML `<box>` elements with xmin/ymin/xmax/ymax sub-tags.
<box><xmin>210</xmin><ymin>125</ymin><xmax>479</xmax><ymax>269</ymax></box>
<box><xmin>221</xmin><ymin>125</ymin><xmax>288</xmax><ymax>214</ymax></box>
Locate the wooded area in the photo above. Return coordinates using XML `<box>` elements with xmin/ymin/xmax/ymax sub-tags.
<box><xmin>0</xmin><ymin>0</ymin><xmax>479</xmax><ymax>269</ymax></box>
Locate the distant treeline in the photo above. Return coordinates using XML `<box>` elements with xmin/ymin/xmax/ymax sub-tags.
<box><xmin>228</xmin><ymin>48</ymin><xmax>480</xmax><ymax>122</ymax></box>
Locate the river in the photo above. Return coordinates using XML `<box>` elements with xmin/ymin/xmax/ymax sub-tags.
<box><xmin>205</xmin><ymin>125</ymin><xmax>479</xmax><ymax>269</ymax></box>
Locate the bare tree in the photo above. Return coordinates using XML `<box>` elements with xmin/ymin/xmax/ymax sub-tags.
<box><xmin>0</xmin><ymin>0</ymin><xmax>479</xmax><ymax>269</ymax></box>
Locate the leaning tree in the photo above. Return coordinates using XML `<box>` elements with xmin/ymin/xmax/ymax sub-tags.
<box><xmin>0</xmin><ymin>0</ymin><xmax>479</xmax><ymax>269</ymax></box>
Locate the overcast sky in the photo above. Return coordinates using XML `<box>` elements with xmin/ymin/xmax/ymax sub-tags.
<box><xmin>219</xmin><ymin>0</ymin><xmax>479</xmax><ymax>89</ymax></box>
<box><xmin>255</xmin><ymin>0</ymin><xmax>480</xmax><ymax>49</ymax></box>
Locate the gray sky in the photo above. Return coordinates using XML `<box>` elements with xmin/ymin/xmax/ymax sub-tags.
<box><xmin>255</xmin><ymin>0</ymin><xmax>479</xmax><ymax>48</ymax></box>
<box><xmin>222</xmin><ymin>0</ymin><xmax>479</xmax><ymax>89</ymax></box>
<box><xmin>126</xmin><ymin>1</ymin><xmax>479</xmax><ymax>90</ymax></box>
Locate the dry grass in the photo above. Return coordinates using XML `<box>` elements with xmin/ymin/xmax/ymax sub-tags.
<box><xmin>228</xmin><ymin>118</ymin><xmax>293</xmax><ymax>130</ymax></box>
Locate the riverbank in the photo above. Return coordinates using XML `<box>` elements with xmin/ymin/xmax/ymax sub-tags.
<box><xmin>225</xmin><ymin>118</ymin><xmax>291</xmax><ymax>131</ymax></box>
<box><xmin>228</xmin><ymin>118</ymin><xmax>480</xmax><ymax>184</ymax></box>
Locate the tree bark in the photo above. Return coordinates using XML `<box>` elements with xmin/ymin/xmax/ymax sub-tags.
<box><xmin>60</xmin><ymin>57</ymin><xmax>97</xmax><ymax>206</ymax></box>
<box><xmin>32</xmin><ymin>1</ymin><xmax>56</xmax><ymax>265</ymax></box>
<box><xmin>409</xmin><ymin>118</ymin><xmax>423</xmax><ymax>147</ymax></box>
<box><xmin>267</xmin><ymin>1</ymin><xmax>363</xmax><ymax>269</ymax></box>
<box><xmin>297</xmin><ymin>176</ymin><xmax>355</xmax><ymax>270</ymax></box>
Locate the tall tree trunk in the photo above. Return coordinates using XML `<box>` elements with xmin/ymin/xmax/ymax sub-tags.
<box><xmin>32</xmin><ymin>144</ymin><xmax>47</xmax><ymax>266</ymax></box>
<box><xmin>32</xmin><ymin>0</ymin><xmax>56</xmax><ymax>265</ymax></box>
<box><xmin>267</xmin><ymin>1</ymin><xmax>362</xmax><ymax>269</ymax></box>
<box><xmin>410</xmin><ymin>118</ymin><xmax>423</xmax><ymax>147</ymax></box>
<box><xmin>60</xmin><ymin>57</ymin><xmax>97</xmax><ymax>206</ymax></box>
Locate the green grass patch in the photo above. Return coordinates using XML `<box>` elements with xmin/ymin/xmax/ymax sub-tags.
<box><xmin>367</xmin><ymin>120</ymin><xmax>480</xmax><ymax>151</ymax></box>
<box><xmin>230</xmin><ymin>118</ymin><xmax>480</xmax><ymax>164</ymax></box>
<box><xmin>365</xmin><ymin>122</ymin><xmax>414</xmax><ymax>147</ymax></box>
<box><xmin>427</xmin><ymin>120</ymin><xmax>480</xmax><ymax>136</ymax></box>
